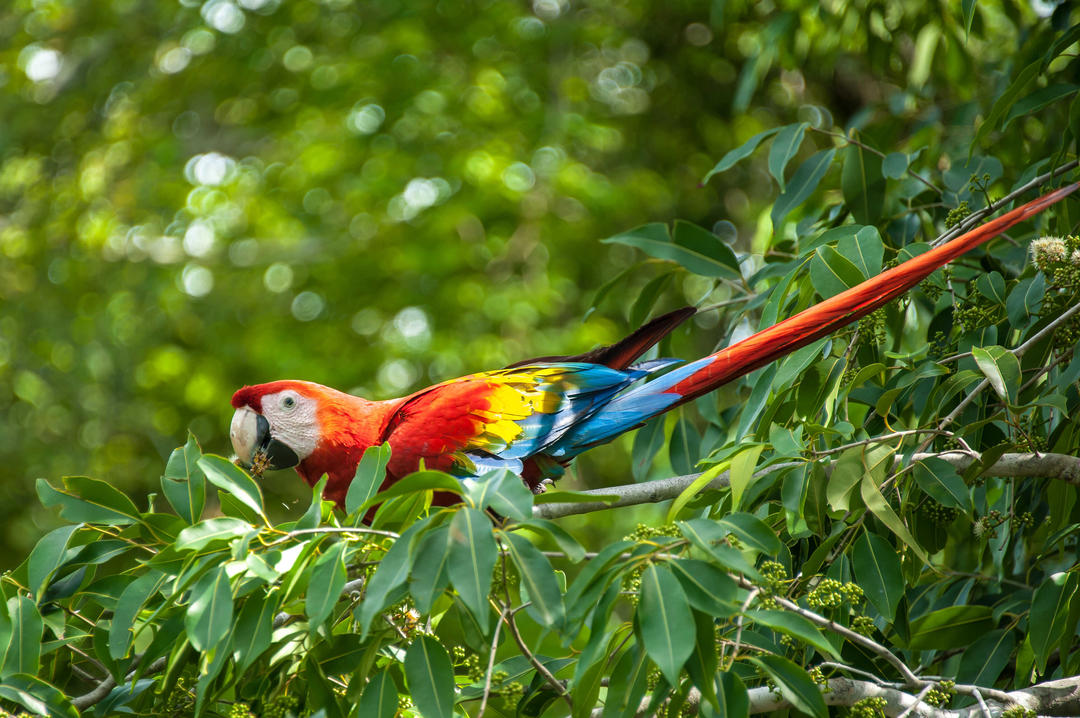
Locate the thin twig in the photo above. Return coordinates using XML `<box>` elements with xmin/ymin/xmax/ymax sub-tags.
<box><xmin>477</xmin><ymin>605</ymin><xmax>506</xmax><ymax>718</ymax></box>
<box><xmin>897</xmin><ymin>683</ymin><xmax>934</xmax><ymax>718</ymax></box>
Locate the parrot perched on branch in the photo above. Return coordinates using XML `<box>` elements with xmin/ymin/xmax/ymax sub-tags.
<box><xmin>230</xmin><ymin>183</ymin><xmax>1078</xmax><ymax>505</ymax></box>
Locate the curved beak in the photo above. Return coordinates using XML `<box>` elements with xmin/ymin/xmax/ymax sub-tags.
<box><xmin>230</xmin><ymin>406</ymin><xmax>300</xmax><ymax>473</ymax></box>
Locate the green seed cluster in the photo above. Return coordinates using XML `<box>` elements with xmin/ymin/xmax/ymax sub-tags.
<box><xmin>841</xmin><ymin>362</ymin><xmax>860</xmax><ymax>387</ymax></box>
<box><xmin>1011</xmin><ymin>511</ymin><xmax>1035</xmax><ymax>530</ymax></box>
<box><xmin>260</xmin><ymin>694</ymin><xmax>298</xmax><ymax>718</ymax></box>
<box><xmin>0</xmin><ymin>710</ymin><xmax>34</xmax><ymax>718</ymax></box>
<box><xmin>646</xmin><ymin>667</ymin><xmax>662</xmax><ymax>690</ymax></box>
<box><xmin>759</xmin><ymin>560</ymin><xmax>789</xmax><ymax>594</ymax></box>
<box><xmin>623</xmin><ymin>565</ymin><xmax>644</xmax><ymax>605</ymax></box>
<box><xmin>163</xmin><ymin>676</ymin><xmax>194</xmax><ymax>715</ymax></box>
<box><xmin>847</xmin><ymin>696</ymin><xmax>888</xmax><ymax>717</ymax></box>
<box><xmin>851</xmin><ymin>615</ymin><xmax>876</xmax><ymax>636</ymax></box>
<box><xmin>922</xmin><ymin>500</ymin><xmax>961</xmax><ymax>525</ymax></box>
<box><xmin>1001</xmin><ymin>706</ymin><xmax>1037</xmax><ymax>718</ymax></box>
<box><xmin>808</xmin><ymin>666</ymin><xmax>829</xmax><ymax>690</ymax></box>
<box><xmin>923</xmin><ymin>680</ymin><xmax>955</xmax><ymax>707</ymax></box>
<box><xmin>944</xmin><ymin>201</ymin><xmax>971</xmax><ymax>229</ymax></box>
<box><xmin>228</xmin><ymin>703</ymin><xmax>256</xmax><ymax>718</ymax></box>
<box><xmin>624</xmin><ymin>523</ymin><xmax>679</xmax><ymax>542</ymax></box>
<box><xmin>952</xmin><ymin>299</ymin><xmax>1001</xmax><ymax>335</ymax></box>
<box><xmin>857</xmin><ymin>307</ymin><xmax>888</xmax><ymax>346</ymax></box>
<box><xmin>920</xmin><ymin>279</ymin><xmax>943</xmax><ymax>302</ymax></box>
<box><xmin>806</xmin><ymin>578</ymin><xmax>863</xmax><ymax>609</ymax></box>
<box><xmin>499</xmin><ymin>680</ymin><xmax>525</xmax><ymax>701</ymax></box>
<box><xmin>398</xmin><ymin>695</ymin><xmax>415</xmax><ymax>711</ymax></box>
<box><xmin>973</xmin><ymin>510</ymin><xmax>1009</xmax><ymax>539</ymax></box>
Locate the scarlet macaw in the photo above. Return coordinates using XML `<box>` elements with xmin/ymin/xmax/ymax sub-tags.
<box><xmin>229</xmin><ymin>184</ymin><xmax>1077</xmax><ymax>505</ymax></box>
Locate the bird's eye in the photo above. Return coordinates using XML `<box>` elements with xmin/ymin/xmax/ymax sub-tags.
<box><xmin>282</xmin><ymin>396</ymin><xmax>296</xmax><ymax>409</ymax></box>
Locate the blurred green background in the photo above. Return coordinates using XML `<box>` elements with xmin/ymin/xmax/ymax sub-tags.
<box><xmin>1</xmin><ymin>0</ymin><xmax>1058</xmax><ymax>561</ymax></box>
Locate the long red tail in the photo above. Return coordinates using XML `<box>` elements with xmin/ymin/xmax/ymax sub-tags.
<box><xmin>667</xmin><ymin>181</ymin><xmax>1080</xmax><ymax>403</ymax></box>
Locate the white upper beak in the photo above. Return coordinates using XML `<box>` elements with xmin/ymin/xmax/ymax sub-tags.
<box><xmin>230</xmin><ymin>406</ymin><xmax>259</xmax><ymax>464</ymax></box>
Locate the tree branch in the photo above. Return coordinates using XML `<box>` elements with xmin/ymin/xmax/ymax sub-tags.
<box><xmin>605</xmin><ymin>673</ymin><xmax>1080</xmax><ymax>717</ymax></box>
<box><xmin>533</xmin><ymin>451</ymin><xmax>1080</xmax><ymax>518</ymax></box>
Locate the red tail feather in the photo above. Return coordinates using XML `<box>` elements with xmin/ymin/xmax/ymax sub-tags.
<box><xmin>667</xmin><ymin>182</ymin><xmax>1080</xmax><ymax>403</ymax></box>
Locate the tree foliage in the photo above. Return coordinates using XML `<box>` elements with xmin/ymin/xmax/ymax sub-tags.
<box><xmin>7</xmin><ymin>0</ymin><xmax>1080</xmax><ymax>717</ymax></box>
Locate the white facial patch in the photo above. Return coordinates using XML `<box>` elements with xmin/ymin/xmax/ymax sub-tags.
<box><xmin>258</xmin><ymin>389</ymin><xmax>320</xmax><ymax>461</ymax></box>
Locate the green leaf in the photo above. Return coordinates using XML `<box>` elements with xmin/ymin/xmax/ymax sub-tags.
<box><xmin>357</xmin><ymin>668</ymin><xmax>398</xmax><ymax>718</ymax></box>
<box><xmin>27</xmin><ymin>525</ymin><xmax>79</xmax><ymax>601</ymax></box>
<box><xmin>838</xmin><ymin>226</ymin><xmax>883</xmax><ymax>279</ymax></box>
<box><xmin>972</xmin><ymin>345</ymin><xmax>1020</xmax><ymax>405</ymax></box>
<box><xmin>907</xmin><ymin>605</ymin><xmax>994</xmax><ymax>650</ymax></box>
<box><xmin>358</xmin><ymin>519</ymin><xmax>430</xmax><ymax>637</ymax></box>
<box><xmin>306</xmin><ymin>540</ymin><xmax>347</xmax><ymax>628</ymax></box>
<box><xmin>972</xmin><ymin>59</ymin><xmax>1041</xmax><ymax>151</ymax></box>
<box><xmin>841</xmin><ymin>139</ymin><xmax>885</xmax><ymax>224</ymax></box>
<box><xmin>409</xmin><ymin>525</ymin><xmax>451</xmax><ymax>613</ymax></box>
<box><xmin>668</xmin><ymin>413</ymin><xmax>701</xmax><ymax>477</ymax></box>
<box><xmin>0</xmin><ymin>596</ymin><xmax>43</xmax><ymax>678</ymax></box>
<box><xmin>629</xmin><ymin>272</ymin><xmax>674</xmax><ymax>328</ymax></box>
<box><xmin>771</xmin><ymin>148</ymin><xmax>836</xmax><ymax>227</ymax></box>
<box><xmin>976</xmin><ymin>271</ymin><xmax>1007</xmax><ymax>305</ymax></box>
<box><xmin>703</xmin><ymin>127</ymin><xmax>781</xmax><ymax>183</ymax></box>
<box><xmin>160</xmin><ymin>432</ymin><xmax>205</xmax><ymax>524</ymax></box>
<box><xmin>962</xmin><ymin>0</ymin><xmax>976</xmax><ymax>36</ymax></box>
<box><xmin>667</xmin><ymin>463</ymin><xmax>725</xmax><ymax>524</ymax></box>
<box><xmin>639</xmin><ymin>564</ymin><xmax>696</xmax><ymax>684</ymax></box>
<box><xmin>826</xmin><ymin>446</ymin><xmax>866</xmax><ymax>512</ymax></box>
<box><xmin>465</xmin><ymin>469</ymin><xmax>533</xmax><ymax>521</ymax></box>
<box><xmin>1030</xmin><ymin>572</ymin><xmax>1078</xmax><ymax>673</ymax></box>
<box><xmin>603</xmin><ymin>647</ymin><xmax>649</xmax><ymax>718</ymax></box>
<box><xmin>404</xmin><ymin>635</ymin><xmax>455</xmax><ymax>718</ymax></box>
<box><xmin>913</xmin><ymin>457</ymin><xmax>973</xmax><ymax>513</ymax></box>
<box><xmin>882</xmin><ymin>151</ymin><xmax>909</xmax><ymax>179</ymax></box>
<box><xmin>768</xmin><ymin>122</ymin><xmax>808</xmax><ymax>191</ymax></box>
<box><xmin>0</xmin><ymin>674</ymin><xmax>78</xmax><ymax>718</ymax></box>
<box><xmin>296</xmin><ymin>475</ymin><xmax>328</xmax><ymax>531</ymax></box>
<box><xmin>957</xmin><ymin>629</ymin><xmax>1016</xmax><ymax>687</ymax></box>
<box><xmin>669</xmin><ymin>559</ymin><xmax>738</xmax><ymax>617</ymax></box>
<box><xmin>184</xmin><ymin>564</ymin><xmax>233</xmax><ymax>653</ymax></box>
<box><xmin>632</xmin><ymin>415</ymin><xmax>667</xmax><ymax>480</ymax></box>
<box><xmin>713</xmin><ymin>671</ymin><xmax>750</xmax><ymax>718</ymax></box>
<box><xmin>1007</xmin><ymin>274</ymin><xmax>1045</xmax><ymax>327</ymax></box>
<box><xmin>678</xmin><ymin>519</ymin><xmax>762</xmax><ymax>580</ymax></box>
<box><xmin>851</xmin><ymin>532</ymin><xmax>904</xmax><ymax>620</ymax></box>
<box><xmin>448</xmin><ymin>507</ymin><xmax>497</xmax><ymax>633</ymax></box>
<box><xmin>1004</xmin><ymin>83</ymin><xmax>1080</xmax><ymax>128</ymax></box>
<box><xmin>504</xmin><ymin>531</ymin><xmax>564</xmax><ymax>628</ymax></box>
<box><xmin>366</xmin><ymin>470</ymin><xmax>463</xmax><ymax>508</ymax></box>
<box><xmin>810</xmin><ymin>245</ymin><xmax>864</xmax><ymax>298</ymax></box>
<box><xmin>176</xmin><ymin>517</ymin><xmax>254</xmax><ymax>551</ymax></box>
<box><xmin>233</xmin><ymin>591</ymin><xmax>279</xmax><ymax>672</ymax></box>
<box><xmin>748</xmin><ymin>654</ymin><xmax>826</xmax><ymax>718</ymax></box>
<box><xmin>716</xmin><ymin>512</ymin><xmax>782</xmax><ymax>555</ymax></box>
<box><xmin>728</xmin><ymin>445</ymin><xmax>763</xmax><ymax>511</ymax></box>
<box><xmin>109</xmin><ymin>572</ymin><xmax>162</xmax><ymax>660</ymax></box>
<box><xmin>517</xmin><ymin>519</ymin><xmax>586</xmax><ymax>563</ymax></box>
<box><xmin>861</xmin><ymin>471</ymin><xmax>929</xmax><ymax>564</ymax></box>
<box><xmin>198</xmin><ymin>455</ymin><xmax>267</xmax><ymax>521</ymax></box>
<box><xmin>672</xmin><ymin>220</ymin><xmax>741</xmax><ymax>275</ymax></box>
<box><xmin>601</xmin><ymin>223</ymin><xmax>740</xmax><ymax>279</ymax></box>
<box><xmin>745</xmin><ymin>609</ymin><xmax>843</xmax><ymax>660</ymax></box>
<box><xmin>345</xmin><ymin>442</ymin><xmax>392</xmax><ymax>515</ymax></box>
<box><xmin>36</xmin><ymin>476</ymin><xmax>143</xmax><ymax>525</ymax></box>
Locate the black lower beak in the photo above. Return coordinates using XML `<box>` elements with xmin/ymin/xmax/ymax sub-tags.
<box><xmin>255</xmin><ymin>414</ymin><xmax>300</xmax><ymax>470</ymax></box>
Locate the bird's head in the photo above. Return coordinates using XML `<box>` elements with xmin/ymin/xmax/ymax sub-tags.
<box><xmin>229</xmin><ymin>380</ymin><xmax>329</xmax><ymax>475</ymax></box>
